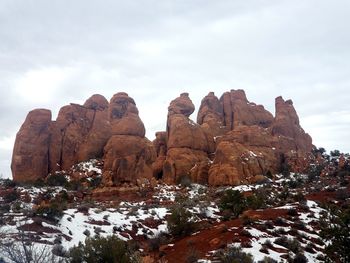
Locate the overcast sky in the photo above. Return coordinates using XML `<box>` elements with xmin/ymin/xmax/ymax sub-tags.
<box><xmin>1</xmin><ymin>0</ymin><xmax>349</xmax><ymax>178</ymax></box>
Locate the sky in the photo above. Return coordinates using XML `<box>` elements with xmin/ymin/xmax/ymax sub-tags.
<box><xmin>0</xmin><ymin>0</ymin><xmax>349</xmax><ymax>178</ymax></box>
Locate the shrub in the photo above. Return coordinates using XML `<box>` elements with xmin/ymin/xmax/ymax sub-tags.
<box><xmin>258</xmin><ymin>256</ymin><xmax>278</xmax><ymax>263</ymax></box>
<box><xmin>246</xmin><ymin>192</ymin><xmax>266</xmax><ymax>210</ymax></box>
<box><xmin>167</xmin><ymin>204</ymin><xmax>195</xmax><ymax>237</ymax></box>
<box><xmin>291</xmin><ymin>253</ymin><xmax>308</xmax><ymax>263</ymax></box>
<box><xmin>147</xmin><ymin>232</ymin><xmax>167</xmax><ymax>251</ymax></box>
<box><xmin>216</xmin><ymin>246</ymin><xmax>253</xmax><ymax>263</ymax></box>
<box><xmin>219</xmin><ymin>189</ymin><xmax>247</xmax><ymax>219</ymax></box>
<box><xmin>287</xmin><ymin>208</ymin><xmax>298</xmax><ymax>216</ymax></box>
<box><xmin>46</xmin><ymin>173</ymin><xmax>68</xmax><ymax>186</ymax></box>
<box><xmin>178</xmin><ymin>175</ymin><xmax>192</xmax><ymax>188</ymax></box>
<box><xmin>1</xmin><ymin>179</ymin><xmax>16</xmax><ymax>188</ymax></box>
<box><xmin>34</xmin><ymin>200</ymin><xmax>66</xmax><ymax>222</ymax></box>
<box><xmin>320</xmin><ymin>206</ymin><xmax>350</xmax><ymax>263</ymax></box>
<box><xmin>3</xmin><ymin>190</ymin><xmax>20</xmax><ymax>203</ymax></box>
<box><xmin>69</xmin><ymin>235</ymin><xmax>140</xmax><ymax>263</ymax></box>
<box><xmin>274</xmin><ymin>237</ymin><xmax>301</xmax><ymax>254</ymax></box>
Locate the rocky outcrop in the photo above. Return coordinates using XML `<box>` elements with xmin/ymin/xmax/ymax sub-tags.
<box><xmin>12</xmin><ymin>89</ymin><xmax>314</xmax><ymax>187</ymax></box>
<box><xmin>272</xmin><ymin>96</ymin><xmax>312</xmax><ymax>152</ymax></box>
<box><xmin>103</xmin><ymin>93</ymin><xmax>156</xmax><ymax>186</ymax></box>
<box><xmin>12</xmin><ymin>109</ymin><xmax>52</xmax><ymax>182</ymax></box>
<box><xmin>206</xmin><ymin>94</ymin><xmax>313</xmax><ymax>186</ymax></box>
<box><xmin>197</xmin><ymin>92</ymin><xmax>226</xmax><ymax>137</ymax></box>
<box><xmin>220</xmin><ymin>89</ymin><xmax>274</xmax><ymax>130</ymax></box>
<box><xmin>161</xmin><ymin>93</ymin><xmax>214</xmax><ymax>184</ymax></box>
<box><xmin>49</xmin><ymin>94</ymin><xmax>111</xmax><ymax>172</ymax></box>
<box><xmin>12</xmin><ymin>94</ymin><xmax>111</xmax><ymax>182</ymax></box>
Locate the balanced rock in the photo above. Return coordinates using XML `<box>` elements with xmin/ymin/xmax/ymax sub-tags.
<box><xmin>162</xmin><ymin>93</ymin><xmax>214</xmax><ymax>184</ymax></box>
<box><xmin>109</xmin><ymin>92</ymin><xmax>145</xmax><ymax>137</ymax></box>
<box><xmin>103</xmin><ymin>93</ymin><xmax>155</xmax><ymax>185</ymax></box>
<box><xmin>11</xmin><ymin>109</ymin><xmax>52</xmax><ymax>182</ymax></box>
<box><xmin>168</xmin><ymin>93</ymin><xmax>195</xmax><ymax>117</ymax></box>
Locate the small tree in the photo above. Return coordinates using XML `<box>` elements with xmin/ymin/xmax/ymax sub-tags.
<box><xmin>320</xmin><ymin>206</ymin><xmax>350</xmax><ymax>263</ymax></box>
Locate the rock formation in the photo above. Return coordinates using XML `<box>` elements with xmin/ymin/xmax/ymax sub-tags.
<box><xmin>12</xmin><ymin>94</ymin><xmax>111</xmax><ymax>182</ymax></box>
<box><xmin>11</xmin><ymin>109</ymin><xmax>51</xmax><ymax>182</ymax></box>
<box><xmin>160</xmin><ymin>93</ymin><xmax>214</xmax><ymax>184</ymax></box>
<box><xmin>102</xmin><ymin>93</ymin><xmax>156</xmax><ymax>186</ymax></box>
<box><xmin>12</xmin><ymin>89</ymin><xmax>313</xmax><ymax>187</ymax></box>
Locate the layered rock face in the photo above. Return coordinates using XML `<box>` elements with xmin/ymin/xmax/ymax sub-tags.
<box><xmin>102</xmin><ymin>93</ymin><xmax>156</xmax><ymax>186</ymax></box>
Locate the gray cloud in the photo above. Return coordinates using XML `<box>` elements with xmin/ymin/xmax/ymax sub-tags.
<box><xmin>1</xmin><ymin>0</ymin><xmax>349</xmax><ymax>178</ymax></box>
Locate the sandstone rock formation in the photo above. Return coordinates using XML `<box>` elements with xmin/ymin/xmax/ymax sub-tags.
<box><xmin>12</xmin><ymin>89</ymin><xmax>314</xmax><ymax>187</ymax></box>
<box><xmin>102</xmin><ymin>93</ymin><xmax>156</xmax><ymax>186</ymax></box>
<box><xmin>49</xmin><ymin>94</ymin><xmax>111</xmax><ymax>172</ymax></box>
<box><xmin>206</xmin><ymin>93</ymin><xmax>313</xmax><ymax>186</ymax></box>
<box><xmin>12</xmin><ymin>94</ymin><xmax>111</xmax><ymax>182</ymax></box>
<box><xmin>220</xmin><ymin>89</ymin><xmax>274</xmax><ymax>130</ymax></box>
<box><xmin>160</xmin><ymin>93</ymin><xmax>214</xmax><ymax>184</ymax></box>
<box><xmin>11</xmin><ymin>109</ymin><xmax>51</xmax><ymax>182</ymax></box>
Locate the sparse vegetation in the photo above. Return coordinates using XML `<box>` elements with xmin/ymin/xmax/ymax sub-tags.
<box><xmin>216</xmin><ymin>246</ymin><xmax>253</xmax><ymax>263</ymax></box>
<box><xmin>320</xmin><ymin>205</ymin><xmax>350</xmax><ymax>263</ymax></box>
<box><xmin>68</xmin><ymin>235</ymin><xmax>140</xmax><ymax>263</ymax></box>
<box><xmin>167</xmin><ymin>203</ymin><xmax>196</xmax><ymax>237</ymax></box>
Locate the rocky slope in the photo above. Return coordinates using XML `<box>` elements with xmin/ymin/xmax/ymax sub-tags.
<box><xmin>11</xmin><ymin>89</ymin><xmax>313</xmax><ymax>187</ymax></box>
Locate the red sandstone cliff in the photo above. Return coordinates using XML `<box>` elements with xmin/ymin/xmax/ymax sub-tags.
<box><xmin>11</xmin><ymin>89</ymin><xmax>313</xmax><ymax>186</ymax></box>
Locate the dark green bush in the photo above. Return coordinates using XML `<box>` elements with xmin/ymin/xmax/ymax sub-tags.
<box><xmin>320</xmin><ymin>206</ymin><xmax>350</xmax><ymax>263</ymax></box>
<box><xmin>46</xmin><ymin>173</ymin><xmax>68</xmax><ymax>186</ymax></box>
<box><xmin>69</xmin><ymin>235</ymin><xmax>140</xmax><ymax>263</ymax></box>
<box><xmin>219</xmin><ymin>189</ymin><xmax>247</xmax><ymax>219</ymax></box>
<box><xmin>3</xmin><ymin>190</ymin><xmax>20</xmax><ymax>203</ymax></box>
<box><xmin>167</xmin><ymin>204</ymin><xmax>195</xmax><ymax>237</ymax></box>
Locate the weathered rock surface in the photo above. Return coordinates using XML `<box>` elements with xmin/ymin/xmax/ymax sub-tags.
<box><xmin>103</xmin><ymin>93</ymin><xmax>155</xmax><ymax>185</ymax></box>
<box><xmin>160</xmin><ymin>93</ymin><xmax>214</xmax><ymax>184</ymax></box>
<box><xmin>49</xmin><ymin>94</ymin><xmax>111</xmax><ymax>172</ymax></box>
<box><xmin>197</xmin><ymin>92</ymin><xmax>226</xmax><ymax>137</ymax></box>
<box><xmin>12</xmin><ymin>109</ymin><xmax>52</xmax><ymax>182</ymax></box>
<box><xmin>272</xmin><ymin>96</ymin><xmax>312</xmax><ymax>152</ymax></box>
<box><xmin>220</xmin><ymin>89</ymin><xmax>274</xmax><ymax>130</ymax></box>
<box><xmin>12</xmin><ymin>89</ymin><xmax>314</xmax><ymax>187</ymax></box>
<box><xmin>103</xmin><ymin>135</ymin><xmax>156</xmax><ymax>185</ymax></box>
<box><xmin>168</xmin><ymin>92</ymin><xmax>195</xmax><ymax>117</ymax></box>
<box><xmin>109</xmin><ymin>92</ymin><xmax>145</xmax><ymax>137</ymax></box>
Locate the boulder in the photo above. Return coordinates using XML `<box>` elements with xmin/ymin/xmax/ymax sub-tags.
<box><xmin>11</xmin><ymin>109</ymin><xmax>52</xmax><ymax>182</ymax></box>
<box><xmin>109</xmin><ymin>92</ymin><xmax>145</xmax><ymax>137</ymax></box>
<box><xmin>168</xmin><ymin>92</ymin><xmax>195</xmax><ymax>117</ymax></box>
<box><xmin>103</xmin><ymin>135</ymin><xmax>156</xmax><ymax>185</ymax></box>
<box><xmin>167</xmin><ymin>114</ymin><xmax>214</xmax><ymax>153</ymax></box>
